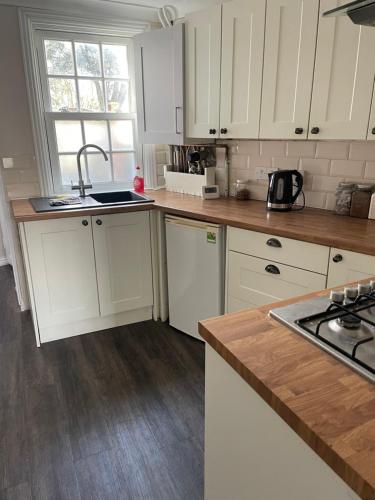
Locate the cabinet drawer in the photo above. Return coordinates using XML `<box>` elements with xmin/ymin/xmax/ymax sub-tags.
<box><xmin>228</xmin><ymin>227</ymin><xmax>329</xmax><ymax>274</ymax></box>
<box><xmin>227</xmin><ymin>251</ymin><xmax>327</xmax><ymax>313</ymax></box>
<box><xmin>327</xmin><ymin>248</ymin><xmax>375</xmax><ymax>288</ymax></box>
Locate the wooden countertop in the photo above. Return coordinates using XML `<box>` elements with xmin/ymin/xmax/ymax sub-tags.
<box><xmin>11</xmin><ymin>189</ymin><xmax>375</xmax><ymax>256</ymax></box>
<box><xmin>199</xmin><ymin>291</ymin><xmax>375</xmax><ymax>500</ymax></box>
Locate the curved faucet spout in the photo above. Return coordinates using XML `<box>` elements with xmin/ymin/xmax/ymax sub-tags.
<box><xmin>73</xmin><ymin>144</ymin><xmax>109</xmax><ymax>197</ymax></box>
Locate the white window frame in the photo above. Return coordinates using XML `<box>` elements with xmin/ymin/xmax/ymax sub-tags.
<box><xmin>19</xmin><ymin>9</ymin><xmax>151</xmax><ymax>196</ymax></box>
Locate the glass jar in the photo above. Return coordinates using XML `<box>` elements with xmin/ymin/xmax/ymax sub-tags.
<box><xmin>233</xmin><ymin>180</ymin><xmax>250</xmax><ymax>200</ymax></box>
<box><xmin>350</xmin><ymin>184</ymin><xmax>373</xmax><ymax>219</ymax></box>
<box><xmin>334</xmin><ymin>182</ymin><xmax>355</xmax><ymax>215</ymax></box>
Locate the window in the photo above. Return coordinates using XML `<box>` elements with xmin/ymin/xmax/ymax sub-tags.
<box><xmin>36</xmin><ymin>31</ymin><xmax>139</xmax><ymax>193</ymax></box>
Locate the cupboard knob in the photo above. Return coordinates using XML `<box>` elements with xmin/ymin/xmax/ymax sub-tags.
<box><xmin>266</xmin><ymin>238</ymin><xmax>282</xmax><ymax>248</ymax></box>
<box><xmin>333</xmin><ymin>254</ymin><xmax>343</xmax><ymax>263</ymax></box>
<box><xmin>372</xmin><ymin>127</ymin><xmax>375</xmax><ymax>135</ymax></box>
<box><xmin>311</xmin><ymin>127</ymin><xmax>320</xmax><ymax>134</ymax></box>
<box><xmin>220</xmin><ymin>128</ymin><xmax>228</xmax><ymax>134</ymax></box>
<box><xmin>265</xmin><ymin>264</ymin><xmax>280</xmax><ymax>275</ymax></box>
<box><xmin>96</xmin><ymin>219</ymin><xmax>102</xmax><ymax>226</ymax></box>
<box><xmin>82</xmin><ymin>220</ymin><xmax>88</xmax><ymax>226</ymax></box>
<box><xmin>209</xmin><ymin>128</ymin><xmax>217</xmax><ymax>135</ymax></box>
<box><xmin>294</xmin><ymin>127</ymin><xmax>303</xmax><ymax>135</ymax></box>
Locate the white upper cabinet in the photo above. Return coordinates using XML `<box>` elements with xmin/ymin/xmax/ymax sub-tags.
<box><xmin>260</xmin><ymin>0</ymin><xmax>319</xmax><ymax>140</ymax></box>
<box><xmin>185</xmin><ymin>5</ymin><xmax>222</xmax><ymax>139</ymax></box>
<box><xmin>219</xmin><ymin>0</ymin><xmax>266</xmax><ymax>139</ymax></box>
<box><xmin>92</xmin><ymin>211</ymin><xmax>153</xmax><ymax>316</ymax></box>
<box><xmin>24</xmin><ymin>217</ymin><xmax>99</xmax><ymax>329</ymax></box>
<box><xmin>310</xmin><ymin>0</ymin><xmax>375</xmax><ymax>140</ymax></box>
<box><xmin>134</xmin><ymin>24</ymin><xmax>184</xmax><ymax>145</ymax></box>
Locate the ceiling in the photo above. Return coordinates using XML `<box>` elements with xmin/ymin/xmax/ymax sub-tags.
<box><xmin>1</xmin><ymin>0</ymin><xmax>222</xmax><ymax>19</ymax></box>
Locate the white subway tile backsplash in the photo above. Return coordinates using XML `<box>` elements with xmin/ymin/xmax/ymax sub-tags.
<box><xmin>349</xmin><ymin>142</ymin><xmax>375</xmax><ymax>161</ymax></box>
<box><xmin>230</xmin><ymin>154</ymin><xmax>249</xmax><ymax>169</ymax></box>
<box><xmin>330</xmin><ymin>159</ymin><xmax>364</xmax><ymax>177</ymax></box>
<box><xmin>260</xmin><ymin>141</ymin><xmax>286</xmax><ymax>157</ymax></box>
<box><xmin>272</xmin><ymin>157</ymin><xmax>299</xmax><ymax>169</ymax></box>
<box><xmin>286</xmin><ymin>141</ymin><xmax>316</xmax><ymax>158</ymax></box>
<box><xmin>235</xmin><ymin>140</ymin><xmax>260</xmax><ymax>156</ymax></box>
<box><xmin>315</xmin><ymin>141</ymin><xmax>349</xmax><ymax>160</ymax></box>
<box><xmin>364</xmin><ymin>161</ymin><xmax>375</xmax><ymax>179</ymax></box>
<box><xmin>300</xmin><ymin>158</ymin><xmax>330</xmax><ymax>175</ymax></box>
<box><xmin>303</xmin><ymin>191</ymin><xmax>327</xmax><ymax>209</ymax></box>
<box><xmin>325</xmin><ymin>193</ymin><xmax>336</xmax><ymax>211</ymax></box>
<box><xmin>312</xmin><ymin>175</ymin><xmax>344</xmax><ymax>192</ymax></box>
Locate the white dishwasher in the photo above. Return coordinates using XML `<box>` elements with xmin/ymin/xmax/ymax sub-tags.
<box><xmin>165</xmin><ymin>215</ymin><xmax>225</xmax><ymax>340</ymax></box>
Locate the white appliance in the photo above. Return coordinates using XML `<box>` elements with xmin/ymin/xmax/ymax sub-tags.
<box><xmin>165</xmin><ymin>215</ymin><xmax>225</xmax><ymax>340</ymax></box>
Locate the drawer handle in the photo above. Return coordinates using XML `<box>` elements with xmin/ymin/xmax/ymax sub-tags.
<box><xmin>265</xmin><ymin>264</ymin><xmax>280</xmax><ymax>275</ymax></box>
<box><xmin>266</xmin><ymin>238</ymin><xmax>282</xmax><ymax>248</ymax></box>
<box><xmin>333</xmin><ymin>254</ymin><xmax>343</xmax><ymax>263</ymax></box>
<box><xmin>82</xmin><ymin>220</ymin><xmax>88</xmax><ymax>227</ymax></box>
<box><xmin>311</xmin><ymin>127</ymin><xmax>320</xmax><ymax>134</ymax></box>
<box><xmin>294</xmin><ymin>127</ymin><xmax>303</xmax><ymax>135</ymax></box>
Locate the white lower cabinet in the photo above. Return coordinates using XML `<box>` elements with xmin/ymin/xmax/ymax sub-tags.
<box><xmin>205</xmin><ymin>345</ymin><xmax>360</xmax><ymax>500</ymax></box>
<box><xmin>227</xmin><ymin>251</ymin><xmax>327</xmax><ymax>313</ymax></box>
<box><xmin>24</xmin><ymin>216</ymin><xmax>100</xmax><ymax>329</ymax></box>
<box><xmin>21</xmin><ymin>212</ymin><xmax>153</xmax><ymax>344</ymax></box>
<box><xmin>327</xmin><ymin>248</ymin><xmax>375</xmax><ymax>288</ymax></box>
<box><xmin>93</xmin><ymin>212</ymin><xmax>153</xmax><ymax>316</ymax></box>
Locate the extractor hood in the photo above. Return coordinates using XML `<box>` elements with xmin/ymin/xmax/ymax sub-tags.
<box><xmin>323</xmin><ymin>0</ymin><xmax>375</xmax><ymax>26</ymax></box>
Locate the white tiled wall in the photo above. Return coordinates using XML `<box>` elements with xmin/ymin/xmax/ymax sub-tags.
<box><xmin>228</xmin><ymin>140</ymin><xmax>375</xmax><ymax>210</ymax></box>
<box><xmin>155</xmin><ymin>145</ymin><xmax>169</xmax><ymax>187</ymax></box>
<box><xmin>0</xmin><ymin>155</ymin><xmax>40</xmax><ymax>200</ymax></box>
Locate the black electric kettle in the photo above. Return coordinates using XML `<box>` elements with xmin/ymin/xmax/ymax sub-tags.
<box><xmin>267</xmin><ymin>170</ymin><xmax>304</xmax><ymax>211</ymax></box>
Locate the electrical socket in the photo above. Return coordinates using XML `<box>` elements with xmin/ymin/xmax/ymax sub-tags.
<box><xmin>255</xmin><ymin>167</ymin><xmax>276</xmax><ymax>180</ymax></box>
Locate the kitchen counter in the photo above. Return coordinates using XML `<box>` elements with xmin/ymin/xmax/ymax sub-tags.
<box><xmin>198</xmin><ymin>289</ymin><xmax>375</xmax><ymax>500</ymax></box>
<box><xmin>11</xmin><ymin>190</ymin><xmax>375</xmax><ymax>256</ymax></box>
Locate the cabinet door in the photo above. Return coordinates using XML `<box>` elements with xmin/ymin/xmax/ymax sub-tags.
<box><xmin>310</xmin><ymin>0</ymin><xmax>375</xmax><ymax>140</ymax></box>
<box><xmin>227</xmin><ymin>251</ymin><xmax>326</xmax><ymax>313</ymax></box>
<box><xmin>260</xmin><ymin>0</ymin><xmax>319</xmax><ymax>140</ymax></box>
<box><xmin>219</xmin><ymin>0</ymin><xmax>266</xmax><ymax>139</ymax></box>
<box><xmin>93</xmin><ymin>211</ymin><xmax>153</xmax><ymax>316</ymax></box>
<box><xmin>185</xmin><ymin>5</ymin><xmax>222</xmax><ymax>138</ymax></box>
<box><xmin>327</xmin><ymin>248</ymin><xmax>375</xmax><ymax>288</ymax></box>
<box><xmin>24</xmin><ymin>217</ymin><xmax>99</xmax><ymax>328</ymax></box>
<box><xmin>134</xmin><ymin>24</ymin><xmax>184</xmax><ymax>145</ymax></box>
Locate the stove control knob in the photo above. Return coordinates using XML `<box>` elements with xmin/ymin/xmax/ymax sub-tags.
<box><xmin>344</xmin><ymin>287</ymin><xmax>358</xmax><ymax>300</ymax></box>
<box><xmin>358</xmin><ymin>283</ymin><xmax>371</xmax><ymax>295</ymax></box>
<box><xmin>330</xmin><ymin>290</ymin><xmax>344</xmax><ymax>303</ymax></box>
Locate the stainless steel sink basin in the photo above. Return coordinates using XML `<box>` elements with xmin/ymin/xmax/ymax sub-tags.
<box><xmin>89</xmin><ymin>191</ymin><xmax>153</xmax><ymax>205</ymax></box>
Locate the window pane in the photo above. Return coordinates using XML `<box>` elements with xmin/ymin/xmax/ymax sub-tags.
<box><xmin>87</xmin><ymin>153</ymin><xmax>112</xmax><ymax>183</ymax></box>
<box><xmin>78</xmin><ymin>80</ymin><xmax>104</xmax><ymax>112</ymax></box>
<box><xmin>103</xmin><ymin>45</ymin><xmax>128</xmax><ymax>78</ymax></box>
<box><xmin>45</xmin><ymin>40</ymin><xmax>74</xmax><ymax>76</ymax></box>
<box><xmin>84</xmin><ymin>121</ymin><xmax>109</xmax><ymax>150</ymax></box>
<box><xmin>110</xmin><ymin>121</ymin><xmax>133</xmax><ymax>150</ymax></box>
<box><xmin>106</xmin><ymin>80</ymin><xmax>129</xmax><ymax>112</ymax></box>
<box><xmin>75</xmin><ymin>42</ymin><xmax>101</xmax><ymax>77</ymax></box>
<box><xmin>55</xmin><ymin>121</ymin><xmax>83</xmax><ymax>152</ymax></box>
<box><xmin>59</xmin><ymin>154</ymin><xmax>86</xmax><ymax>185</ymax></box>
<box><xmin>113</xmin><ymin>152</ymin><xmax>135</xmax><ymax>182</ymax></box>
<box><xmin>49</xmin><ymin>78</ymin><xmax>78</xmax><ymax>112</ymax></box>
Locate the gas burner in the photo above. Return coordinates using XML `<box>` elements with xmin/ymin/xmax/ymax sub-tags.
<box><xmin>269</xmin><ymin>281</ymin><xmax>375</xmax><ymax>383</ymax></box>
<box><xmin>336</xmin><ymin>314</ymin><xmax>361</xmax><ymax>330</ymax></box>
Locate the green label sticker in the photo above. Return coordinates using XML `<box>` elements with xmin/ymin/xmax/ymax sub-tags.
<box><xmin>207</xmin><ymin>231</ymin><xmax>216</xmax><ymax>244</ymax></box>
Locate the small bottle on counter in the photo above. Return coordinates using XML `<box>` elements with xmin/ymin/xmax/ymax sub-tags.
<box><xmin>350</xmin><ymin>184</ymin><xmax>373</xmax><ymax>219</ymax></box>
<box><xmin>233</xmin><ymin>180</ymin><xmax>250</xmax><ymax>200</ymax></box>
<box><xmin>334</xmin><ymin>182</ymin><xmax>355</xmax><ymax>215</ymax></box>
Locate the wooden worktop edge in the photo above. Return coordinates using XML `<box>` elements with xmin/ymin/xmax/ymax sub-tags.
<box><xmin>198</xmin><ymin>321</ymin><xmax>373</xmax><ymax>499</ymax></box>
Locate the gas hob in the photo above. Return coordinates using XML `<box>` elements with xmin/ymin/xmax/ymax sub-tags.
<box><xmin>269</xmin><ymin>282</ymin><xmax>375</xmax><ymax>383</ymax></box>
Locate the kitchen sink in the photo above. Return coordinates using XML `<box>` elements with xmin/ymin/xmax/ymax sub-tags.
<box><xmin>89</xmin><ymin>191</ymin><xmax>153</xmax><ymax>205</ymax></box>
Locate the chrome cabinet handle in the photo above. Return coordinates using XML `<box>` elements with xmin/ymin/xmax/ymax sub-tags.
<box><xmin>96</xmin><ymin>219</ymin><xmax>102</xmax><ymax>226</ymax></box>
<box><xmin>82</xmin><ymin>220</ymin><xmax>88</xmax><ymax>226</ymax></box>
<box><xmin>266</xmin><ymin>238</ymin><xmax>282</xmax><ymax>248</ymax></box>
<box><xmin>333</xmin><ymin>254</ymin><xmax>343</xmax><ymax>263</ymax></box>
<box><xmin>265</xmin><ymin>264</ymin><xmax>280</xmax><ymax>275</ymax></box>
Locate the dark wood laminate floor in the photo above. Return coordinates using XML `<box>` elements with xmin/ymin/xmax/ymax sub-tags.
<box><xmin>0</xmin><ymin>265</ymin><xmax>205</xmax><ymax>500</ymax></box>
